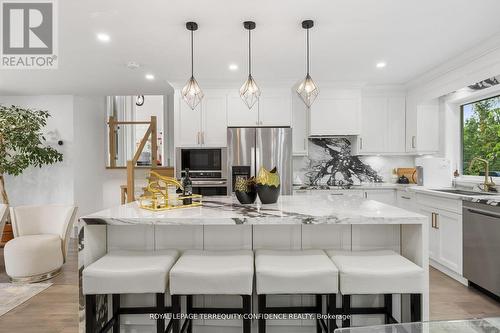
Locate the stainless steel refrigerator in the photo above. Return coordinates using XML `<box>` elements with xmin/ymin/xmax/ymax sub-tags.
<box><xmin>227</xmin><ymin>127</ymin><xmax>292</xmax><ymax>195</ymax></box>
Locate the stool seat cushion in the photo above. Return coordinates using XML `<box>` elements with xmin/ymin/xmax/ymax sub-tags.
<box><xmin>4</xmin><ymin>234</ymin><xmax>63</xmax><ymax>279</ymax></box>
<box><xmin>169</xmin><ymin>250</ymin><xmax>254</xmax><ymax>295</ymax></box>
<box><xmin>327</xmin><ymin>250</ymin><xmax>424</xmax><ymax>295</ymax></box>
<box><xmin>83</xmin><ymin>250</ymin><xmax>179</xmax><ymax>295</ymax></box>
<box><xmin>255</xmin><ymin>249</ymin><xmax>339</xmax><ymax>295</ymax></box>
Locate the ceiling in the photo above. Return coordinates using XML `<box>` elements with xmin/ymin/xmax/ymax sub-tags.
<box><xmin>2</xmin><ymin>0</ymin><xmax>500</xmax><ymax>95</ymax></box>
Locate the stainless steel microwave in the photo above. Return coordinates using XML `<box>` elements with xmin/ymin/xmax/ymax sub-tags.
<box><xmin>175</xmin><ymin>147</ymin><xmax>227</xmax><ymax>180</ymax></box>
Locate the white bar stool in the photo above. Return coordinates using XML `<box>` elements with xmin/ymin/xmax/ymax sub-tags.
<box><xmin>255</xmin><ymin>249</ymin><xmax>339</xmax><ymax>333</ymax></box>
<box><xmin>169</xmin><ymin>250</ymin><xmax>254</xmax><ymax>333</ymax></box>
<box><xmin>327</xmin><ymin>250</ymin><xmax>424</xmax><ymax>328</ymax></box>
<box><xmin>83</xmin><ymin>250</ymin><xmax>179</xmax><ymax>333</ymax></box>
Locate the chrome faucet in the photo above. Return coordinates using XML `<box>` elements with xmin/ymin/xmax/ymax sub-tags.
<box><xmin>469</xmin><ymin>157</ymin><xmax>496</xmax><ymax>192</ymax></box>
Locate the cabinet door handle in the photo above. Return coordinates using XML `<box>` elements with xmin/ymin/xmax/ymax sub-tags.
<box><xmin>360</xmin><ymin>137</ymin><xmax>363</xmax><ymax>150</ymax></box>
<box><xmin>201</xmin><ymin>131</ymin><xmax>205</xmax><ymax>145</ymax></box>
<box><xmin>431</xmin><ymin>213</ymin><xmax>435</xmax><ymax>228</ymax></box>
<box><xmin>435</xmin><ymin>213</ymin><xmax>439</xmax><ymax>229</ymax></box>
<box><xmin>412</xmin><ymin>136</ymin><xmax>416</xmax><ymax>149</ymax></box>
<box><xmin>401</xmin><ymin>196</ymin><xmax>411</xmax><ymax>200</ymax></box>
<box><xmin>197</xmin><ymin>132</ymin><xmax>200</xmax><ymax>145</ymax></box>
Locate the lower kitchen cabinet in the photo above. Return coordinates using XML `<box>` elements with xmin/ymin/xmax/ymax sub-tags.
<box><xmin>396</xmin><ymin>190</ymin><xmax>417</xmax><ymax>211</ymax></box>
<box><xmin>364</xmin><ymin>189</ymin><xmax>396</xmax><ymax>205</ymax></box>
<box><xmin>419</xmin><ymin>204</ymin><xmax>462</xmax><ymax>275</ymax></box>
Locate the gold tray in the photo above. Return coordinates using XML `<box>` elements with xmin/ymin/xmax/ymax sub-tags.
<box><xmin>139</xmin><ymin>194</ymin><xmax>203</xmax><ymax>211</ymax></box>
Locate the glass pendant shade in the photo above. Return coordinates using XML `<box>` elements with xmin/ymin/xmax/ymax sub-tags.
<box><xmin>182</xmin><ymin>76</ymin><xmax>204</xmax><ymax>110</ymax></box>
<box><xmin>240</xmin><ymin>74</ymin><xmax>261</xmax><ymax>109</ymax></box>
<box><xmin>297</xmin><ymin>73</ymin><xmax>319</xmax><ymax>108</ymax></box>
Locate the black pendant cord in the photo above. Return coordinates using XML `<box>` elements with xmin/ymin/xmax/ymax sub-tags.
<box><xmin>248</xmin><ymin>29</ymin><xmax>252</xmax><ymax>77</ymax></box>
<box><xmin>191</xmin><ymin>30</ymin><xmax>194</xmax><ymax>78</ymax></box>
<box><xmin>306</xmin><ymin>28</ymin><xmax>310</xmax><ymax>76</ymax></box>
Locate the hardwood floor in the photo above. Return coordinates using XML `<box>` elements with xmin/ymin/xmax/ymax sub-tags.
<box><xmin>0</xmin><ymin>242</ymin><xmax>498</xmax><ymax>332</ymax></box>
<box><xmin>0</xmin><ymin>239</ymin><xmax>78</xmax><ymax>333</ymax></box>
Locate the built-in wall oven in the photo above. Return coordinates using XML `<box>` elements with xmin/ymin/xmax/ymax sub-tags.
<box><xmin>175</xmin><ymin>147</ymin><xmax>228</xmax><ymax>196</ymax></box>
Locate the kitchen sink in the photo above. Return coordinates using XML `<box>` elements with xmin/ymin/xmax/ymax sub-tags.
<box><xmin>430</xmin><ymin>189</ymin><xmax>496</xmax><ymax>196</ymax></box>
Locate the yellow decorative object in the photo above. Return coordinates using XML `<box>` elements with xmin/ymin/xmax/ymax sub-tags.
<box><xmin>138</xmin><ymin>171</ymin><xmax>202</xmax><ymax>211</ymax></box>
<box><xmin>256</xmin><ymin>167</ymin><xmax>280</xmax><ymax>187</ymax></box>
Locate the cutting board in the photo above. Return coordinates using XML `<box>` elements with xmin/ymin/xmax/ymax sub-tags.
<box><xmin>397</xmin><ymin>168</ymin><xmax>417</xmax><ymax>184</ymax></box>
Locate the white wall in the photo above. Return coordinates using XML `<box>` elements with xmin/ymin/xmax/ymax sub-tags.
<box><xmin>0</xmin><ymin>95</ymin><xmax>75</xmax><ymax>207</ymax></box>
<box><xmin>73</xmin><ymin>96</ymin><xmax>106</xmax><ymax>215</ymax></box>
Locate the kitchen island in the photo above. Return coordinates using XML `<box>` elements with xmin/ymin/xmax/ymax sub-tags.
<box><xmin>79</xmin><ymin>194</ymin><xmax>429</xmax><ymax>333</ymax></box>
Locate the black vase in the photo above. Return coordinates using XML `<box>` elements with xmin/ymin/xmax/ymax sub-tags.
<box><xmin>235</xmin><ymin>190</ymin><xmax>257</xmax><ymax>204</ymax></box>
<box><xmin>256</xmin><ymin>184</ymin><xmax>280</xmax><ymax>204</ymax></box>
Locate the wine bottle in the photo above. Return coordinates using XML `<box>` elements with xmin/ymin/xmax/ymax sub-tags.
<box><xmin>182</xmin><ymin>168</ymin><xmax>193</xmax><ymax>205</ymax></box>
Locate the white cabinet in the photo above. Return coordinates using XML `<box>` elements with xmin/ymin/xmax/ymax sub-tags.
<box><xmin>309</xmin><ymin>89</ymin><xmax>361</xmax><ymax>136</ymax></box>
<box><xmin>417</xmin><ymin>193</ymin><xmax>463</xmax><ymax>275</ymax></box>
<box><xmin>406</xmin><ymin>103</ymin><xmax>439</xmax><ymax>153</ymax></box>
<box><xmin>227</xmin><ymin>91</ymin><xmax>291</xmax><ymax>127</ymax></box>
<box><xmin>259</xmin><ymin>92</ymin><xmax>291</xmax><ymax>126</ymax></box>
<box><xmin>227</xmin><ymin>93</ymin><xmax>258</xmax><ymax>127</ymax></box>
<box><xmin>177</xmin><ymin>91</ymin><xmax>228</xmax><ymax>147</ymax></box>
<box><xmin>202</xmin><ymin>95</ymin><xmax>228</xmax><ymax>146</ymax></box>
<box><xmin>364</xmin><ymin>189</ymin><xmax>396</xmax><ymax>205</ymax></box>
<box><xmin>358</xmin><ymin>95</ymin><xmax>406</xmax><ymax>154</ymax></box>
<box><xmin>292</xmin><ymin>92</ymin><xmax>308</xmax><ymax>156</ymax></box>
<box><xmin>396</xmin><ymin>190</ymin><xmax>417</xmax><ymax>212</ymax></box>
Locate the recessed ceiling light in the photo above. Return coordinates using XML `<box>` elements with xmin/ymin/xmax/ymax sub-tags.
<box><xmin>96</xmin><ymin>33</ymin><xmax>110</xmax><ymax>43</ymax></box>
<box><xmin>228</xmin><ymin>63</ymin><xmax>238</xmax><ymax>71</ymax></box>
<box><xmin>376</xmin><ymin>62</ymin><xmax>387</xmax><ymax>68</ymax></box>
<box><xmin>145</xmin><ymin>74</ymin><xmax>155</xmax><ymax>80</ymax></box>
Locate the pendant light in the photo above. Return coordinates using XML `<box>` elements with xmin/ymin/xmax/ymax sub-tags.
<box><xmin>297</xmin><ymin>20</ymin><xmax>319</xmax><ymax>108</ymax></box>
<box><xmin>240</xmin><ymin>21</ymin><xmax>261</xmax><ymax>109</ymax></box>
<box><xmin>181</xmin><ymin>21</ymin><xmax>204</xmax><ymax>110</ymax></box>
<box><xmin>135</xmin><ymin>95</ymin><xmax>145</xmax><ymax>106</ymax></box>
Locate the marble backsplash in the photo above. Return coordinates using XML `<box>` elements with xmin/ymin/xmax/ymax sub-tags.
<box><xmin>293</xmin><ymin>138</ymin><xmax>415</xmax><ymax>185</ymax></box>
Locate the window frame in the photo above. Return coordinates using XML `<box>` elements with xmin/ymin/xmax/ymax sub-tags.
<box><xmin>459</xmin><ymin>93</ymin><xmax>500</xmax><ymax>181</ymax></box>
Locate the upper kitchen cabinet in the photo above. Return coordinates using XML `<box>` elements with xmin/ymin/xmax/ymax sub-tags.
<box><xmin>177</xmin><ymin>90</ymin><xmax>228</xmax><ymax>147</ymax></box>
<box><xmin>406</xmin><ymin>101</ymin><xmax>439</xmax><ymax>153</ymax></box>
<box><xmin>227</xmin><ymin>93</ymin><xmax>259</xmax><ymax>126</ymax></box>
<box><xmin>309</xmin><ymin>89</ymin><xmax>361</xmax><ymax>136</ymax></box>
<box><xmin>258</xmin><ymin>90</ymin><xmax>292</xmax><ymax>126</ymax></box>
<box><xmin>227</xmin><ymin>90</ymin><xmax>291</xmax><ymax>127</ymax></box>
<box><xmin>358</xmin><ymin>94</ymin><xmax>406</xmax><ymax>154</ymax></box>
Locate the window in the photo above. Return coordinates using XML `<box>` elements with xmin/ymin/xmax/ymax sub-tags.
<box><xmin>461</xmin><ymin>95</ymin><xmax>500</xmax><ymax>176</ymax></box>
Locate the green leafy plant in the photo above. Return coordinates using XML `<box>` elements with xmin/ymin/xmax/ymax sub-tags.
<box><xmin>463</xmin><ymin>97</ymin><xmax>500</xmax><ymax>175</ymax></box>
<box><xmin>0</xmin><ymin>105</ymin><xmax>63</xmax><ymax>204</ymax></box>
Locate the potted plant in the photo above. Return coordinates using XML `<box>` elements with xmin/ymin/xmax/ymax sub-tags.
<box><xmin>0</xmin><ymin>105</ymin><xmax>63</xmax><ymax>204</ymax></box>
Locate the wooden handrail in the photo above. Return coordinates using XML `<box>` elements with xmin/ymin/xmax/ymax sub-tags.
<box><xmin>118</xmin><ymin>115</ymin><xmax>159</xmax><ymax>203</ymax></box>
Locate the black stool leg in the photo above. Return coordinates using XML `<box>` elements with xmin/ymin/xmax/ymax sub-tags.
<box><xmin>242</xmin><ymin>295</ymin><xmax>252</xmax><ymax>333</ymax></box>
<box><xmin>186</xmin><ymin>295</ymin><xmax>193</xmax><ymax>333</ymax></box>
<box><xmin>410</xmin><ymin>294</ymin><xmax>422</xmax><ymax>322</ymax></box>
<box><xmin>172</xmin><ymin>295</ymin><xmax>181</xmax><ymax>333</ymax></box>
<box><xmin>258</xmin><ymin>295</ymin><xmax>266</xmax><ymax>333</ymax></box>
<box><xmin>342</xmin><ymin>295</ymin><xmax>351</xmax><ymax>328</ymax></box>
<box><xmin>85</xmin><ymin>295</ymin><xmax>96</xmax><ymax>333</ymax></box>
<box><xmin>328</xmin><ymin>294</ymin><xmax>337</xmax><ymax>333</ymax></box>
<box><xmin>112</xmin><ymin>294</ymin><xmax>120</xmax><ymax>332</ymax></box>
<box><xmin>316</xmin><ymin>295</ymin><xmax>322</xmax><ymax>333</ymax></box>
<box><xmin>384</xmin><ymin>294</ymin><xmax>392</xmax><ymax>324</ymax></box>
<box><xmin>156</xmin><ymin>293</ymin><xmax>165</xmax><ymax>333</ymax></box>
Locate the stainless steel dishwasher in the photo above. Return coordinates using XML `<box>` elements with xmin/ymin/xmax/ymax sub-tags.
<box><xmin>463</xmin><ymin>200</ymin><xmax>500</xmax><ymax>298</ymax></box>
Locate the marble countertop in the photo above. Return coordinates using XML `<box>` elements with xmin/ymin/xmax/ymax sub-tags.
<box><xmin>81</xmin><ymin>194</ymin><xmax>427</xmax><ymax>226</ymax></box>
<box><xmin>294</xmin><ymin>183</ymin><xmax>500</xmax><ymax>206</ymax></box>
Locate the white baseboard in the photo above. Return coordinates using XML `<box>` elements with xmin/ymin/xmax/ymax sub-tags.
<box><xmin>430</xmin><ymin>259</ymin><xmax>468</xmax><ymax>286</ymax></box>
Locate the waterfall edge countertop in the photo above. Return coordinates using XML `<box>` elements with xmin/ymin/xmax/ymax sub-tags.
<box><xmin>81</xmin><ymin>194</ymin><xmax>426</xmax><ymax>226</ymax></box>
